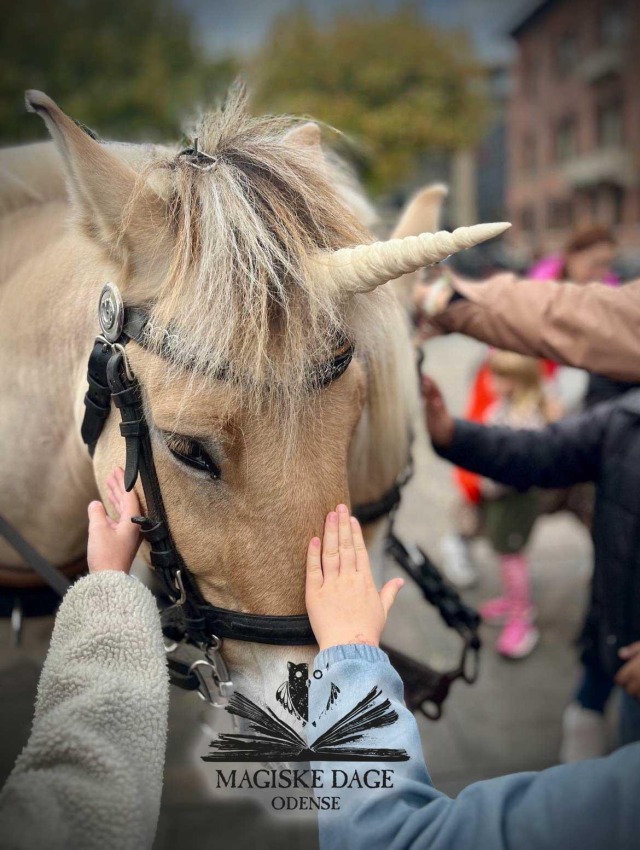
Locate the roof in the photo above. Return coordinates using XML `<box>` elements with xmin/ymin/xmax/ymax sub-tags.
<box><xmin>508</xmin><ymin>0</ymin><xmax>562</xmax><ymax>39</ymax></box>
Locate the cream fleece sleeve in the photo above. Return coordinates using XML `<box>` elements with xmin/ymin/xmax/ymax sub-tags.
<box><xmin>0</xmin><ymin>571</ymin><xmax>169</xmax><ymax>850</ymax></box>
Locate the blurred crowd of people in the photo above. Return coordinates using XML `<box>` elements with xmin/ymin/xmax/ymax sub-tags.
<box><xmin>415</xmin><ymin>224</ymin><xmax>640</xmax><ymax>765</ymax></box>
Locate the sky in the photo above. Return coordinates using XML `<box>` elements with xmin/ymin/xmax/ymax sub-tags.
<box><xmin>176</xmin><ymin>0</ymin><xmax>539</xmax><ymax>65</ymax></box>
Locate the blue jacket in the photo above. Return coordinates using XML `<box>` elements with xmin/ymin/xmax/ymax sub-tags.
<box><xmin>309</xmin><ymin>644</ymin><xmax>640</xmax><ymax>850</ymax></box>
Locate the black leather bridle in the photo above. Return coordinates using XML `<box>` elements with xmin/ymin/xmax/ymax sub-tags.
<box><xmin>81</xmin><ymin>283</ymin><xmax>392</xmax><ymax>700</ymax></box>
<box><xmin>83</xmin><ymin>309</ymin><xmax>335</xmax><ymax>649</ymax></box>
<box><xmin>0</xmin><ymin>276</ymin><xmax>481</xmax><ymax>714</ymax></box>
<box><xmin>77</xmin><ymin>282</ymin><xmax>481</xmax><ymax>712</ymax></box>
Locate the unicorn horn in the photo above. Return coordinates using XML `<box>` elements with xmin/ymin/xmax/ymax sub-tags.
<box><xmin>321</xmin><ymin>222</ymin><xmax>511</xmax><ymax>294</ymax></box>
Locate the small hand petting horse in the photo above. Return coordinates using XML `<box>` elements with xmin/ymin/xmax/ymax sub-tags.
<box><xmin>0</xmin><ymin>85</ymin><xmax>508</xmax><ymax>707</ymax></box>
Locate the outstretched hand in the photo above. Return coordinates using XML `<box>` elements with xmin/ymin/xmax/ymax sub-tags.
<box><xmin>87</xmin><ymin>467</ymin><xmax>142</xmax><ymax>574</ymax></box>
<box><xmin>305</xmin><ymin>504</ymin><xmax>404</xmax><ymax>652</ymax></box>
<box><xmin>421</xmin><ymin>374</ymin><xmax>455</xmax><ymax>448</ymax></box>
<box><xmin>616</xmin><ymin>642</ymin><xmax>640</xmax><ymax>700</ymax></box>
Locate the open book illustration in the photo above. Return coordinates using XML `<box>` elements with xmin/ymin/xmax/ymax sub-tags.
<box><xmin>202</xmin><ymin>685</ymin><xmax>409</xmax><ymax>762</ymax></box>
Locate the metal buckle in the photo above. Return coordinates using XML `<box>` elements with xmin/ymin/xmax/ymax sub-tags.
<box><xmin>170</xmin><ymin>569</ymin><xmax>187</xmax><ymax>606</ymax></box>
<box><xmin>111</xmin><ymin>343</ymin><xmax>135</xmax><ymax>383</ymax></box>
<box><xmin>178</xmin><ymin>138</ymin><xmax>219</xmax><ymax>172</ymax></box>
<box><xmin>189</xmin><ymin>642</ymin><xmax>234</xmax><ymax>706</ymax></box>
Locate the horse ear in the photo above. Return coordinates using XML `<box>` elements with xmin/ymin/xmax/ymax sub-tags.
<box><xmin>285</xmin><ymin>122</ymin><xmax>324</xmax><ymax>164</ymax></box>
<box><xmin>391</xmin><ymin>184</ymin><xmax>448</xmax><ymax>239</ymax></box>
<box><xmin>385</xmin><ymin>184</ymin><xmax>449</xmax><ymax>307</ymax></box>
<box><xmin>25</xmin><ymin>90</ymin><xmax>170</xmax><ymax>271</ymax></box>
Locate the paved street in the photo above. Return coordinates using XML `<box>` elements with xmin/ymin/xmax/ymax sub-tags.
<box><xmin>0</xmin><ymin>334</ymin><xmax>610</xmax><ymax>848</ymax></box>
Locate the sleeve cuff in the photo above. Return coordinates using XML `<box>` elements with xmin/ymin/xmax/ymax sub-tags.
<box><xmin>314</xmin><ymin>643</ymin><xmax>390</xmax><ymax>669</ymax></box>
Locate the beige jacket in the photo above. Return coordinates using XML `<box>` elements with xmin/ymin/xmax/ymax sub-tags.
<box><xmin>431</xmin><ymin>275</ymin><xmax>640</xmax><ymax>382</ymax></box>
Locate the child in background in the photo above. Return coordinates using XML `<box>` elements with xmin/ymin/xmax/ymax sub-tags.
<box><xmin>477</xmin><ymin>350</ymin><xmax>551</xmax><ymax>659</ymax></box>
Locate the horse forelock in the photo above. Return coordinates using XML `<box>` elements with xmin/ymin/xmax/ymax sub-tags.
<box><xmin>120</xmin><ymin>88</ymin><xmax>392</xmax><ymax>418</ymax></box>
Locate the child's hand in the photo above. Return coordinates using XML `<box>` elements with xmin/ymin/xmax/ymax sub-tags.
<box><xmin>87</xmin><ymin>467</ymin><xmax>142</xmax><ymax>574</ymax></box>
<box><xmin>421</xmin><ymin>374</ymin><xmax>455</xmax><ymax>448</ymax></box>
<box><xmin>305</xmin><ymin>504</ymin><xmax>404</xmax><ymax>651</ymax></box>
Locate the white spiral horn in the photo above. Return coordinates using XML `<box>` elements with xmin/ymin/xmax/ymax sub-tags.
<box><xmin>320</xmin><ymin>222</ymin><xmax>511</xmax><ymax>294</ymax></box>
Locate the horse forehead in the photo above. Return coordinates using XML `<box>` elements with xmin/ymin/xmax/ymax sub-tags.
<box><xmin>129</xmin><ymin>346</ymin><xmax>242</xmax><ymax>428</ymax></box>
<box><xmin>128</xmin><ymin>341</ymin><xmax>366</xmax><ymax>437</ymax></box>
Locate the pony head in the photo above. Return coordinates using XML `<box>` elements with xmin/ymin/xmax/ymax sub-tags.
<box><xmin>27</xmin><ymin>86</ymin><xmax>508</xmax><ymax>695</ymax></box>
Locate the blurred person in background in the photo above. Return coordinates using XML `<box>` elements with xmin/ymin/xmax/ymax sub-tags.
<box><xmin>434</xmin><ymin>225</ymin><xmax>622</xmax><ymax>591</ymax></box>
<box><xmin>422</xmin><ymin>372</ymin><xmax>640</xmax><ymax>754</ymax></box>
<box><xmin>419</xmin><ymin>225</ymin><xmax>640</xmax><ymax>757</ymax></box>
<box><xmin>471</xmin><ymin>350</ymin><xmax>552</xmax><ymax>660</ymax></box>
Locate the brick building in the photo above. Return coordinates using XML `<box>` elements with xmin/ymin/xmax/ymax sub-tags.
<box><xmin>507</xmin><ymin>0</ymin><xmax>640</xmax><ymax>266</ymax></box>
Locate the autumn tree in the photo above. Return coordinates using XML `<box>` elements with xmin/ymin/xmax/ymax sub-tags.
<box><xmin>0</xmin><ymin>0</ymin><xmax>236</xmax><ymax>144</ymax></box>
<box><xmin>249</xmin><ymin>3</ymin><xmax>488</xmax><ymax>191</ymax></box>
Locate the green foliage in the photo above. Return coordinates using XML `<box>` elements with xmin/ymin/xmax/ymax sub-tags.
<box><xmin>0</xmin><ymin>0</ymin><xmax>237</xmax><ymax>144</ymax></box>
<box><xmin>249</xmin><ymin>3</ymin><xmax>488</xmax><ymax>190</ymax></box>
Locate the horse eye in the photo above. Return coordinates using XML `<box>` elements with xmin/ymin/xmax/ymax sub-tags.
<box><xmin>164</xmin><ymin>433</ymin><xmax>221</xmax><ymax>480</ymax></box>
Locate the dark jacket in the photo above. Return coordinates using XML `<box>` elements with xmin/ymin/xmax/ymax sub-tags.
<box><xmin>585</xmin><ymin>374</ymin><xmax>640</xmax><ymax>409</ymax></box>
<box><xmin>435</xmin><ymin>390</ymin><xmax>640</xmax><ymax>678</ymax></box>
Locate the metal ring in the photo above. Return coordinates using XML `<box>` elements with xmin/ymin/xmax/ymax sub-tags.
<box><xmin>419</xmin><ymin>700</ymin><xmax>443</xmax><ymax>721</ymax></box>
<box><xmin>204</xmin><ymin>635</ymin><xmax>223</xmax><ymax>652</ymax></box>
<box><xmin>188</xmin><ymin>659</ymin><xmax>218</xmax><ymax>703</ymax></box>
<box><xmin>171</xmin><ymin>569</ymin><xmax>187</xmax><ymax>606</ymax></box>
<box><xmin>462</xmin><ymin>645</ymin><xmax>481</xmax><ymax>684</ymax></box>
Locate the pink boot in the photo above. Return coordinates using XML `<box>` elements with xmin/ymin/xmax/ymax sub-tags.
<box><xmin>495</xmin><ymin>554</ymin><xmax>539</xmax><ymax>659</ymax></box>
<box><xmin>479</xmin><ymin>596</ymin><xmax>511</xmax><ymax>625</ymax></box>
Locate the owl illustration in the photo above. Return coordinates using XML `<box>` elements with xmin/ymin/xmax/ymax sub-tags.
<box><xmin>276</xmin><ymin>662</ymin><xmax>309</xmax><ymax>723</ymax></box>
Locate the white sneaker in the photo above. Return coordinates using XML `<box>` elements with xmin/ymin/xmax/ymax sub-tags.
<box><xmin>440</xmin><ymin>534</ymin><xmax>478</xmax><ymax>589</ymax></box>
<box><xmin>559</xmin><ymin>702</ymin><xmax>608</xmax><ymax>763</ymax></box>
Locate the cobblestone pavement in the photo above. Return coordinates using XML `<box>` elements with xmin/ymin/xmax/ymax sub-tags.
<box><xmin>0</xmin><ymin>334</ymin><xmax>609</xmax><ymax>848</ymax></box>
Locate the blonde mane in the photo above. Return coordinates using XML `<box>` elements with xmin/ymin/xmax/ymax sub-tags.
<box><xmin>1</xmin><ymin>88</ymin><xmax>414</xmax><ymax>490</ymax></box>
<box><xmin>123</xmin><ymin>88</ymin><xmax>403</xmax><ymax>424</ymax></box>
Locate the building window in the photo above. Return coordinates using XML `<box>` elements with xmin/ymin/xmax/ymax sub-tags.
<box><xmin>556</xmin><ymin>29</ymin><xmax>579</xmax><ymax>77</ymax></box>
<box><xmin>555</xmin><ymin>117</ymin><xmax>577</xmax><ymax>162</ymax></box>
<box><xmin>597</xmin><ymin>99</ymin><xmax>624</xmax><ymax>148</ymax></box>
<box><xmin>548</xmin><ymin>198</ymin><xmax>573</xmax><ymax>229</ymax></box>
<box><xmin>600</xmin><ymin>1</ymin><xmax>628</xmax><ymax>46</ymax></box>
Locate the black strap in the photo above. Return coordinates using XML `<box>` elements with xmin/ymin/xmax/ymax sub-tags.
<box><xmin>161</xmin><ymin>601</ymin><xmax>315</xmax><ymax>646</ymax></box>
<box><xmin>82</xmin><ymin>341</ymin><xmax>114</xmax><ymax>456</ymax></box>
<box><xmin>122</xmin><ymin>307</ymin><xmax>149</xmax><ymax>345</ymax></box>
<box><xmin>385</xmin><ymin>532</ymin><xmax>481</xmax><ymax>640</ymax></box>
<box><xmin>0</xmin><ymin>514</ymin><xmax>71</xmax><ymax>597</ymax></box>
<box><xmin>106</xmin><ymin>352</ymin><xmax>210</xmax><ymax>643</ymax></box>
<box><xmin>353</xmin><ymin>484</ymin><xmax>402</xmax><ymax>526</ymax></box>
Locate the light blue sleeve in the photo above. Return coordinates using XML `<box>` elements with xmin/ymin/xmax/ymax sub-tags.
<box><xmin>308</xmin><ymin>644</ymin><xmax>640</xmax><ymax>850</ymax></box>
